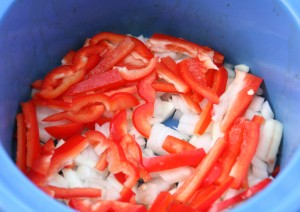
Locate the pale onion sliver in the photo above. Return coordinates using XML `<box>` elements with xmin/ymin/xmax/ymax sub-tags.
<box><xmin>261</xmin><ymin>101</ymin><xmax>274</xmax><ymax>120</ymax></box>
<box><xmin>177</xmin><ymin>113</ymin><xmax>200</xmax><ymax>135</ymax></box>
<box><xmin>157</xmin><ymin>166</ymin><xmax>194</xmax><ymax>184</ymax></box>
<box><xmin>266</xmin><ymin>120</ymin><xmax>283</xmax><ymax>164</ymax></box>
<box><xmin>48</xmin><ymin>173</ymin><xmax>69</xmax><ymax>188</ymax></box>
<box><xmin>252</xmin><ymin>166</ymin><xmax>269</xmax><ymax>179</ymax></box>
<box><xmin>95</xmin><ymin>122</ymin><xmax>110</xmax><ymax>138</ymax></box>
<box><xmin>235</xmin><ymin>64</ymin><xmax>250</xmax><ymax>73</ymax></box>
<box><xmin>249</xmin><ymin>96</ymin><xmax>265</xmax><ymax>112</ymax></box>
<box><xmin>189</xmin><ymin>134</ymin><xmax>213</xmax><ymax>153</ymax></box>
<box><xmin>62</xmin><ymin>168</ymin><xmax>83</xmax><ymax>188</ymax></box>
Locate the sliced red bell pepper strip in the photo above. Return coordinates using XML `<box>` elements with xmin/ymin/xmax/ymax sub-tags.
<box><xmin>47</xmin><ymin>185</ymin><xmax>102</xmax><ymax>199</ymax></box>
<box><xmin>147</xmin><ymin>33</ymin><xmax>213</xmax><ymax>59</ymax></box>
<box><xmin>217</xmin><ymin>70</ymin><xmax>263</xmax><ymax>132</ymax></box>
<box><xmin>43</xmin><ymin>104</ymin><xmax>105</xmax><ymax>123</ymax></box>
<box><xmin>21</xmin><ymin>101</ymin><xmax>41</xmax><ymax>168</ymax></box>
<box><xmin>209</xmin><ymin>178</ymin><xmax>272</xmax><ymax>212</ymax></box>
<box><xmin>252</xmin><ymin>114</ymin><xmax>265</xmax><ymax>125</ymax></box>
<box><xmin>64</xmin><ymin>68</ymin><xmax>126</xmax><ymax>95</ymax></box>
<box><xmin>162</xmin><ymin>135</ymin><xmax>196</xmax><ymax>154</ymax></box>
<box><xmin>161</xmin><ymin>56</ymin><xmax>179</xmax><ymax>74</ymax></box>
<box><xmin>181</xmin><ymin>93</ymin><xmax>202</xmax><ymax>114</ymax></box>
<box><xmin>88</xmin><ymin>37</ymin><xmax>136</xmax><ymax>76</ymax></box>
<box><xmin>188</xmin><ymin>176</ymin><xmax>234</xmax><ymax>210</ymax></box>
<box><xmin>91</xmin><ymin>200</ymin><xmax>147</xmax><ymax>212</ymax></box>
<box><xmin>194</xmin><ymin>66</ymin><xmax>228</xmax><ymax>135</ymax></box>
<box><xmin>68</xmin><ymin>93</ymin><xmax>111</xmax><ymax>111</ymax></box>
<box><xmin>168</xmin><ymin>201</ymin><xmax>197</xmax><ymax>212</ymax></box>
<box><xmin>174</xmin><ymin>137</ymin><xmax>227</xmax><ymax>203</ymax></box>
<box><xmin>138</xmin><ymin>71</ymin><xmax>156</xmax><ymax>103</ymax></box>
<box><xmin>69</xmin><ymin>199</ymin><xmax>91</xmax><ymax>212</ymax></box>
<box><xmin>31</xmin><ymin>138</ymin><xmax>55</xmax><ymax>176</ymax></box>
<box><xmin>202</xmin><ymin>163</ymin><xmax>222</xmax><ymax>187</ymax></box>
<box><xmin>151</xmin><ymin>80</ymin><xmax>182</xmax><ymax>94</ymax></box>
<box><xmin>48</xmin><ymin>134</ymin><xmax>88</xmax><ymax>176</ymax></box>
<box><xmin>31</xmin><ymin>79</ymin><xmax>43</xmax><ymax>90</ymax></box>
<box><xmin>149</xmin><ymin>191</ymin><xmax>174</xmax><ymax>212</ymax></box>
<box><xmin>156</xmin><ymin>62</ymin><xmax>190</xmax><ymax>93</ymax></box>
<box><xmin>216</xmin><ymin>118</ymin><xmax>245</xmax><ymax>184</ymax></box>
<box><xmin>109</xmin><ymin>92</ymin><xmax>140</xmax><ymax>111</ymax></box>
<box><xmin>44</xmin><ymin>122</ymin><xmax>83</xmax><ymax>140</ymax></box>
<box><xmin>61</xmin><ymin>50</ymin><xmax>76</xmax><ymax>65</ymax></box>
<box><xmin>118</xmin><ymin>186</ymin><xmax>136</xmax><ymax>203</ymax></box>
<box><xmin>230</xmin><ymin>120</ymin><xmax>260</xmax><ymax>189</ymax></box>
<box><xmin>132</xmin><ymin>102</ymin><xmax>154</xmax><ymax>138</ymax></box>
<box><xmin>110</xmin><ymin>110</ymin><xmax>128</xmax><ymax>142</ymax></box>
<box><xmin>16</xmin><ymin>113</ymin><xmax>27</xmax><ymax>173</ymax></box>
<box><xmin>38</xmin><ymin>65</ymin><xmax>86</xmax><ymax>99</ymax></box>
<box><xmin>104</xmin><ymin>85</ymin><xmax>137</xmax><ymax>96</ymax></box>
<box><xmin>118</xmin><ymin>57</ymin><xmax>158</xmax><ymax>81</ymax></box>
<box><xmin>95</xmin><ymin>150</ymin><xmax>108</xmax><ymax>171</ymax></box>
<box><xmin>178</xmin><ymin>57</ymin><xmax>219</xmax><ymax>104</ymax></box>
<box><xmin>32</xmin><ymin>95</ymin><xmax>72</xmax><ymax>110</ymax></box>
<box><xmin>142</xmin><ymin>148</ymin><xmax>206</xmax><ymax>172</ymax></box>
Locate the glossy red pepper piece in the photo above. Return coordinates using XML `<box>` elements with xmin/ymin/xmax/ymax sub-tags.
<box><xmin>174</xmin><ymin>137</ymin><xmax>227</xmax><ymax>203</ymax></box>
<box><xmin>46</xmin><ymin>185</ymin><xmax>102</xmax><ymax>199</ymax></box>
<box><xmin>209</xmin><ymin>178</ymin><xmax>272</xmax><ymax>212</ymax></box>
<box><xmin>181</xmin><ymin>93</ymin><xmax>202</xmax><ymax>114</ymax></box>
<box><xmin>151</xmin><ymin>80</ymin><xmax>182</xmax><ymax>94</ymax></box>
<box><xmin>118</xmin><ymin>57</ymin><xmax>158</xmax><ymax>81</ymax></box>
<box><xmin>44</xmin><ymin>122</ymin><xmax>84</xmax><ymax>140</ymax></box>
<box><xmin>156</xmin><ymin>62</ymin><xmax>190</xmax><ymax>93</ymax></box>
<box><xmin>132</xmin><ymin>102</ymin><xmax>154</xmax><ymax>138</ymax></box>
<box><xmin>88</xmin><ymin>37</ymin><xmax>136</xmax><ymax>76</ymax></box>
<box><xmin>109</xmin><ymin>92</ymin><xmax>140</xmax><ymax>111</ymax></box>
<box><xmin>230</xmin><ymin>120</ymin><xmax>260</xmax><ymax>189</ymax></box>
<box><xmin>178</xmin><ymin>57</ymin><xmax>219</xmax><ymax>104</ymax></box>
<box><xmin>61</xmin><ymin>50</ymin><xmax>76</xmax><ymax>65</ymax></box>
<box><xmin>162</xmin><ymin>135</ymin><xmax>196</xmax><ymax>154</ymax></box>
<box><xmin>48</xmin><ymin>134</ymin><xmax>88</xmax><ymax>176</ymax></box>
<box><xmin>149</xmin><ymin>191</ymin><xmax>174</xmax><ymax>212</ymax></box>
<box><xmin>161</xmin><ymin>56</ymin><xmax>179</xmax><ymax>74</ymax></box>
<box><xmin>138</xmin><ymin>71</ymin><xmax>156</xmax><ymax>103</ymax></box>
<box><xmin>38</xmin><ymin>65</ymin><xmax>86</xmax><ymax>99</ymax></box>
<box><xmin>218</xmin><ymin>70</ymin><xmax>263</xmax><ymax>132</ymax></box>
<box><xmin>91</xmin><ymin>200</ymin><xmax>147</xmax><ymax>212</ymax></box>
<box><xmin>110</xmin><ymin>110</ymin><xmax>128</xmax><ymax>142</ymax></box>
<box><xmin>31</xmin><ymin>79</ymin><xmax>43</xmax><ymax>90</ymax></box>
<box><xmin>142</xmin><ymin>148</ymin><xmax>206</xmax><ymax>172</ymax></box>
<box><xmin>104</xmin><ymin>85</ymin><xmax>137</xmax><ymax>96</ymax></box>
<box><xmin>65</xmin><ymin>68</ymin><xmax>126</xmax><ymax>95</ymax></box>
<box><xmin>21</xmin><ymin>101</ymin><xmax>41</xmax><ymax>168</ymax></box>
<box><xmin>16</xmin><ymin>113</ymin><xmax>27</xmax><ymax>173</ymax></box>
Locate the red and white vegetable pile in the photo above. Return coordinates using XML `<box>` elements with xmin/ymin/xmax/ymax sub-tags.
<box><xmin>15</xmin><ymin>32</ymin><xmax>283</xmax><ymax>212</ymax></box>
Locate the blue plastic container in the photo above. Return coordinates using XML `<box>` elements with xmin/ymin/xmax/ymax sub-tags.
<box><xmin>1</xmin><ymin>0</ymin><xmax>300</xmax><ymax>211</ymax></box>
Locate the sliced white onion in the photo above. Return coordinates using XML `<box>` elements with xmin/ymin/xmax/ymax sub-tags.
<box><xmin>267</xmin><ymin>158</ymin><xmax>277</xmax><ymax>174</ymax></box>
<box><xmin>157</xmin><ymin>166</ymin><xmax>194</xmax><ymax>184</ymax></box>
<box><xmin>224</xmin><ymin>64</ymin><xmax>236</xmax><ymax>78</ymax></box>
<box><xmin>173</xmin><ymin>109</ymin><xmax>183</xmax><ymax>121</ymax></box>
<box><xmin>222</xmin><ymin>188</ymin><xmax>241</xmax><ymax>200</ymax></box>
<box><xmin>251</xmin><ymin>156</ymin><xmax>268</xmax><ymax>170</ymax></box>
<box><xmin>102</xmin><ymin>174</ymin><xmax>122</xmax><ymax>200</ymax></box>
<box><xmin>136</xmin><ymin>177</ymin><xmax>174</xmax><ymax>205</ymax></box>
<box><xmin>55</xmin><ymin>139</ymin><xmax>65</xmax><ymax>149</ymax></box>
<box><xmin>62</xmin><ymin>168</ymin><xmax>83</xmax><ymax>188</ymax></box>
<box><xmin>252</xmin><ymin>166</ymin><xmax>269</xmax><ymax>179</ymax></box>
<box><xmin>255</xmin><ymin>119</ymin><xmax>283</xmax><ymax>164</ymax></box>
<box><xmin>261</xmin><ymin>101</ymin><xmax>274</xmax><ymax>120</ymax></box>
<box><xmin>249</xmin><ymin>96</ymin><xmax>265</xmax><ymax>112</ymax></box>
<box><xmin>171</xmin><ymin>95</ymin><xmax>193</xmax><ymax>114</ymax></box>
<box><xmin>243</xmin><ymin>108</ymin><xmax>261</xmax><ymax>120</ymax></box>
<box><xmin>95</xmin><ymin>122</ymin><xmax>110</xmax><ymax>138</ymax></box>
<box><xmin>142</xmin><ymin>148</ymin><xmax>156</xmax><ymax>158</ymax></box>
<box><xmin>177</xmin><ymin>113</ymin><xmax>200</xmax><ymax>135</ymax></box>
<box><xmin>48</xmin><ymin>173</ymin><xmax>69</xmax><ymax>188</ymax></box>
<box><xmin>189</xmin><ymin>133</ymin><xmax>213</xmax><ymax>153</ymax></box>
<box><xmin>211</xmin><ymin>121</ymin><xmax>224</xmax><ymax>142</ymax></box>
<box><xmin>256</xmin><ymin>87</ymin><xmax>264</xmax><ymax>96</ymax></box>
<box><xmin>74</xmin><ymin>146</ymin><xmax>98</xmax><ymax>168</ymax></box>
<box><xmin>199</xmin><ymin>98</ymin><xmax>209</xmax><ymax>110</ymax></box>
<box><xmin>235</xmin><ymin>64</ymin><xmax>250</xmax><ymax>73</ymax></box>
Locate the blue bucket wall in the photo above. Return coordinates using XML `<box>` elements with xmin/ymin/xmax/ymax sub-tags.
<box><xmin>0</xmin><ymin>0</ymin><xmax>300</xmax><ymax>211</ymax></box>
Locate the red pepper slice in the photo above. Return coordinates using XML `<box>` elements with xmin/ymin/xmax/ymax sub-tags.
<box><xmin>104</xmin><ymin>85</ymin><xmax>137</xmax><ymax>96</ymax></box>
<box><xmin>48</xmin><ymin>134</ymin><xmax>88</xmax><ymax>176</ymax></box>
<box><xmin>142</xmin><ymin>148</ymin><xmax>206</xmax><ymax>172</ymax></box>
<box><xmin>188</xmin><ymin>176</ymin><xmax>234</xmax><ymax>210</ymax></box>
<box><xmin>156</xmin><ymin>62</ymin><xmax>190</xmax><ymax>93</ymax></box>
<box><xmin>149</xmin><ymin>191</ymin><xmax>174</xmax><ymax>212</ymax></box>
<box><xmin>219</xmin><ymin>70</ymin><xmax>263</xmax><ymax>132</ymax></box>
<box><xmin>91</xmin><ymin>200</ymin><xmax>147</xmax><ymax>212</ymax></box>
<box><xmin>178</xmin><ymin>57</ymin><xmax>219</xmax><ymax>104</ymax></box>
<box><xmin>110</xmin><ymin>110</ymin><xmax>128</xmax><ymax>142</ymax></box>
<box><xmin>44</xmin><ymin>122</ymin><xmax>84</xmax><ymax>140</ymax></box>
<box><xmin>31</xmin><ymin>79</ymin><xmax>43</xmax><ymax>90</ymax></box>
<box><xmin>202</xmin><ymin>163</ymin><xmax>222</xmax><ymax>187</ymax></box>
<box><xmin>43</xmin><ymin>104</ymin><xmax>105</xmax><ymax>123</ymax></box>
<box><xmin>209</xmin><ymin>178</ymin><xmax>272</xmax><ymax>212</ymax></box>
<box><xmin>138</xmin><ymin>71</ymin><xmax>156</xmax><ymax>103</ymax></box>
<box><xmin>216</xmin><ymin>119</ymin><xmax>245</xmax><ymax>184</ymax></box>
<box><xmin>174</xmin><ymin>137</ymin><xmax>227</xmax><ymax>203</ymax></box>
<box><xmin>69</xmin><ymin>199</ymin><xmax>91</xmax><ymax>212</ymax></box>
<box><xmin>88</xmin><ymin>37</ymin><xmax>136</xmax><ymax>76</ymax></box>
<box><xmin>151</xmin><ymin>80</ymin><xmax>182</xmax><ymax>94</ymax></box>
<box><xmin>162</xmin><ymin>135</ymin><xmax>196</xmax><ymax>154</ymax></box>
<box><xmin>46</xmin><ymin>185</ymin><xmax>102</xmax><ymax>199</ymax></box>
<box><xmin>109</xmin><ymin>92</ymin><xmax>140</xmax><ymax>111</ymax></box>
<box><xmin>38</xmin><ymin>65</ymin><xmax>85</xmax><ymax>99</ymax></box>
<box><xmin>118</xmin><ymin>57</ymin><xmax>158</xmax><ymax>81</ymax></box>
<box><xmin>16</xmin><ymin>113</ymin><xmax>27</xmax><ymax>173</ymax></box>
<box><xmin>32</xmin><ymin>95</ymin><xmax>72</xmax><ymax>110</ymax></box>
<box><xmin>161</xmin><ymin>56</ymin><xmax>179</xmax><ymax>74</ymax></box>
<box><xmin>132</xmin><ymin>102</ymin><xmax>154</xmax><ymax>138</ymax></box>
<box><xmin>21</xmin><ymin>101</ymin><xmax>41</xmax><ymax>168</ymax></box>
<box><xmin>61</xmin><ymin>50</ymin><xmax>76</xmax><ymax>65</ymax></box>
<box><xmin>65</xmin><ymin>68</ymin><xmax>126</xmax><ymax>95</ymax></box>
<box><xmin>230</xmin><ymin>120</ymin><xmax>260</xmax><ymax>189</ymax></box>
<box><xmin>194</xmin><ymin>102</ymin><xmax>213</xmax><ymax>135</ymax></box>
<box><xmin>181</xmin><ymin>93</ymin><xmax>202</xmax><ymax>114</ymax></box>
<box><xmin>168</xmin><ymin>201</ymin><xmax>197</xmax><ymax>212</ymax></box>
